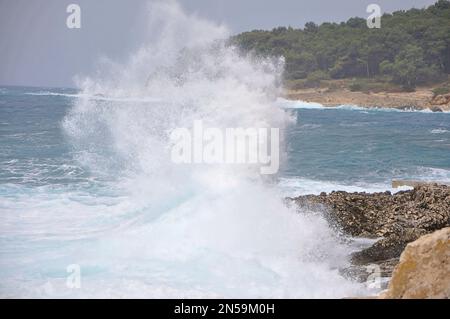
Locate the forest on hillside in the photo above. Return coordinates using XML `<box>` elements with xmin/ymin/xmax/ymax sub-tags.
<box><xmin>232</xmin><ymin>0</ymin><xmax>450</xmax><ymax>91</ymax></box>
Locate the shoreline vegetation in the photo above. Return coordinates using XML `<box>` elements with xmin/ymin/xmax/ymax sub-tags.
<box><xmin>232</xmin><ymin>0</ymin><xmax>450</xmax><ymax>111</ymax></box>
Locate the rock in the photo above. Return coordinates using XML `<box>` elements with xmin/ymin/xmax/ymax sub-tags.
<box><xmin>380</xmin><ymin>227</ymin><xmax>450</xmax><ymax>299</ymax></box>
<box><xmin>291</xmin><ymin>184</ymin><xmax>450</xmax><ymax>240</ymax></box>
<box><xmin>430</xmin><ymin>106</ymin><xmax>443</xmax><ymax>112</ymax></box>
<box><xmin>290</xmin><ymin>184</ymin><xmax>450</xmax><ymax>278</ymax></box>
<box><xmin>397</xmin><ymin>105</ymin><xmax>413</xmax><ymax>110</ymax></box>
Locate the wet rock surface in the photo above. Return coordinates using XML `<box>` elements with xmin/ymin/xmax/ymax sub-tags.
<box><xmin>290</xmin><ymin>184</ymin><xmax>450</xmax><ymax>279</ymax></box>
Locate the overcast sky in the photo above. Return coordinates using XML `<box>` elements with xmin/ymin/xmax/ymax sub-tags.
<box><xmin>0</xmin><ymin>0</ymin><xmax>437</xmax><ymax>88</ymax></box>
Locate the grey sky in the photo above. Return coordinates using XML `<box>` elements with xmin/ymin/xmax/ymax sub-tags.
<box><xmin>0</xmin><ymin>0</ymin><xmax>437</xmax><ymax>88</ymax></box>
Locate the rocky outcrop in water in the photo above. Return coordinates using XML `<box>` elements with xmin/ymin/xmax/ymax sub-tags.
<box><xmin>380</xmin><ymin>227</ymin><xmax>450</xmax><ymax>299</ymax></box>
<box><xmin>290</xmin><ymin>184</ymin><xmax>450</xmax><ymax>266</ymax></box>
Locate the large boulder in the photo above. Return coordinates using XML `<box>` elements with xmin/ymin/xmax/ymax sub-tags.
<box><xmin>431</xmin><ymin>93</ymin><xmax>450</xmax><ymax>106</ymax></box>
<box><xmin>380</xmin><ymin>227</ymin><xmax>450</xmax><ymax>299</ymax></box>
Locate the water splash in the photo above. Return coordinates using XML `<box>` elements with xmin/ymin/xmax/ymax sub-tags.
<box><xmin>1</xmin><ymin>1</ymin><xmax>366</xmax><ymax>298</ymax></box>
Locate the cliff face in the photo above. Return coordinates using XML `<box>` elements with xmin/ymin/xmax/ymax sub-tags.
<box><xmin>290</xmin><ymin>184</ymin><xmax>450</xmax><ymax>283</ymax></box>
<box><xmin>380</xmin><ymin>227</ymin><xmax>450</xmax><ymax>299</ymax></box>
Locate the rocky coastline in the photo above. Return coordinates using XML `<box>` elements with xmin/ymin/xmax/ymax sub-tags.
<box><xmin>289</xmin><ymin>184</ymin><xmax>450</xmax><ymax>297</ymax></box>
<box><xmin>284</xmin><ymin>87</ymin><xmax>450</xmax><ymax>112</ymax></box>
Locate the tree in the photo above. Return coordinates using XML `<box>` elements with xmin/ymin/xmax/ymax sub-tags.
<box><xmin>386</xmin><ymin>45</ymin><xmax>426</xmax><ymax>89</ymax></box>
<box><xmin>232</xmin><ymin>0</ymin><xmax>450</xmax><ymax>89</ymax></box>
<box><xmin>304</xmin><ymin>22</ymin><xmax>318</xmax><ymax>33</ymax></box>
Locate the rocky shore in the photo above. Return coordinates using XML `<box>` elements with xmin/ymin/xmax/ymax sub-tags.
<box><xmin>284</xmin><ymin>87</ymin><xmax>450</xmax><ymax>112</ymax></box>
<box><xmin>289</xmin><ymin>184</ymin><xmax>450</xmax><ymax>296</ymax></box>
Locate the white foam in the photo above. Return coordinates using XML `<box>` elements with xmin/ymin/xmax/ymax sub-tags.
<box><xmin>25</xmin><ymin>91</ymin><xmax>164</xmax><ymax>103</ymax></box>
<box><xmin>276</xmin><ymin>98</ymin><xmax>325</xmax><ymax>109</ymax></box>
<box><xmin>1</xmin><ymin>1</ymin><xmax>366</xmax><ymax>298</ymax></box>
<box><xmin>430</xmin><ymin>128</ymin><xmax>449</xmax><ymax>134</ymax></box>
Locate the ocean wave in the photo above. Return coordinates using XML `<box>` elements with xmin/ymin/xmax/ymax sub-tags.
<box><xmin>25</xmin><ymin>91</ymin><xmax>163</xmax><ymax>103</ymax></box>
<box><xmin>25</xmin><ymin>91</ymin><xmax>77</xmax><ymax>97</ymax></box>
<box><xmin>414</xmin><ymin>166</ymin><xmax>450</xmax><ymax>181</ymax></box>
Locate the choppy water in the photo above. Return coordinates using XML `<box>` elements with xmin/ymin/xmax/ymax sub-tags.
<box><xmin>2</xmin><ymin>85</ymin><xmax>449</xmax><ymax>298</ymax></box>
<box><xmin>2</xmin><ymin>88</ymin><xmax>449</xmax><ymax>192</ymax></box>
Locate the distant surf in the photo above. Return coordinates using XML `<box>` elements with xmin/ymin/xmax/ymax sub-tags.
<box><xmin>277</xmin><ymin>97</ymin><xmax>450</xmax><ymax>113</ymax></box>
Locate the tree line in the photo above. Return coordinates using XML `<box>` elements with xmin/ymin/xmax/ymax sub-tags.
<box><xmin>231</xmin><ymin>0</ymin><xmax>450</xmax><ymax>90</ymax></box>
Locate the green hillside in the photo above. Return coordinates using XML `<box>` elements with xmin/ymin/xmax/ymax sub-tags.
<box><xmin>232</xmin><ymin>0</ymin><xmax>450</xmax><ymax>91</ymax></box>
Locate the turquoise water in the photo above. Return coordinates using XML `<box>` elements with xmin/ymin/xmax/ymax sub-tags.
<box><xmin>1</xmin><ymin>86</ymin><xmax>449</xmax><ymax>298</ymax></box>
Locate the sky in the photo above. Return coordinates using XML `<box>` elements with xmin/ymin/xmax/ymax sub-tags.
<box><xmin>0</xmin><ymin>0</ymin><xmax>438</xmax><ymax>88</ymax></box>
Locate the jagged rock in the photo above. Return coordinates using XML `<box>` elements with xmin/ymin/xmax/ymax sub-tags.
<box><xmin>380</xmin><ymin>227</ymin><xmax>450</xmax><ymax>299</ymax></box>
<box><xmin>290</xmin><ymin>184</ymin><xmax>450</xmax><ymax>277</ymax></box>
<box><xmin>430</xmin><ymin>106</ymin><xmax>443</xmax><ymax>112</ymax></box>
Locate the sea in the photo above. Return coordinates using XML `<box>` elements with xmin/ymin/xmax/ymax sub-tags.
<box><xmin>1</xmin><ymin>1</ymin><xmax>449</xmax><ymax>298</ymax></box>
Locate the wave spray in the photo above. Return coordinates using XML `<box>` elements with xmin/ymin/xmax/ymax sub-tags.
<box><xmin>56</xmin><ymin>1</ymin><xmax>364</xmax><ymax>297</ymax></box>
